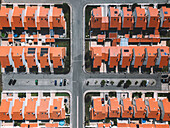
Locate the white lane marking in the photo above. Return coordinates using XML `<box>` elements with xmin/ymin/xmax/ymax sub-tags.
<box><xmin>77</xmin><ymin>96</ymin><xmax>79</xmax><ymax>128</ymax></box>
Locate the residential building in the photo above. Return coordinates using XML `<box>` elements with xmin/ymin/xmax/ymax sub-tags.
<box><xmin>97</xmin><ymin>123</ymin><xmax>111</xmax><ymax>128</ymax></box>
<box><xmin>90</xmin><ymin>98</ymin><xmax>108</xmax><ymax>120</ymax></box>
<box><xmin>160</xmin><ymin>6</ymin><xmax>170</xmax><ymax>28</ymax></box>
<box><xmin>24</xmin><ymin>98</ymin><xmax>37</xmax><ymax>120</ymax></box>
<box><xmin>0</xmin><ymin>99</ymin><xmax>13</xmax><ymax>120</ymax></box>
<box><xmin>146</xmin><ymin>7</ymin><xmax>159</xmax><ymax>29</ymax></box>
<box><xmin>20</xmin><ymin>123</ymin><xmax>38</xmax><ymax>128</ymax></box>
<box><xmin>120</xmin><ymin>98</ymin><xmax>133</xmax><ymax>118</ymax></box>
<box><xmin>36</xmin><ymin>6</ymin><xmax>49</xmax><ymax>30</ymax></box>
<box><xmin>159</xmin><ymin>98</ymin><xmax>170</xmax><ymax>121</ymax></box>
<box><xmin>108</xmin><ymin>98</ymin><xmax>120</xmax><ymax>118</ymax></box>
<box><xmin>121</xmin><ymin>7</ymin><xmax>134</xmax><ymax>30</ymax></box>
<box><xmin>23</xmin><ymin>6</ymin><xmax>37</xmax><ymax>30</ymax></box>
<box><xmin>37</xmin><ymin>98</ymin><xmax>50</xmax><ymax>120</ymax></box>
<box><xmin>11</xmin><ymin>98</ymin><xmax>25</xmax><ymax>120</ymax></box>
<box><xmin>45</xmin><ymin>123</ymin><xmax>59</xmax><ymax>127</ymax></box>
<box><xmin>145</xmin><ymin>98</ymin><xmax>160</xmax><ymax>120</ymax></box>
<box><xmin>133</xmin><ymin>7</ymin><xmax>147</xmax><ymax>30</ymax></box>
<box><xmin>11</xmin><ymin>6</ymin><xmax>24</xmax><ymax>30</ymax></box>
<box><xmin>109</xmin><ymin>7</ymin><xmax>121</xmax><ymax>30</ymax></box>
<box><xmin>50</xmin><ymin>98</ymin><xmax>65</xmax><ymax>120</ymax></box>
<box><xmin>0</xmin><ymin>6</ymin><xmax>12</xmax><ymax>30</ymax></box>
<box><xmin>108</xmin><ymin>47</ymin><xmax>120</xmax><ymax>68</ymax></box>
<box><xmin>133</xmin><ymin>98</ymin><xmax>146</xmax><ymax>118</ymax></box>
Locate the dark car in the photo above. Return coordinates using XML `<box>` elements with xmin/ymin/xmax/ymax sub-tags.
<box><xmin>60</xmin><ymin>79</ymin><xmax>63</xmax><ymax>86</ymax></box>
<box><xmin>12</xmin><ymin>79</ymin><xmax>16</xmax><ymax>85</ymax></box>
<box><xmin>161</xmin><ymin>79</ymin><xmax>168</xmax><ymax>83</ymax></box>
<box><xmin>8</xmin><ymin>79</ymin><xmax>13</xmax><ymax>85</ymax></box>
<box><xmin>105</xmin><ymin>94</ymin><xmax>108</xmax><ymax>101</ymax></box>
<box><xmin>63</xmin><ymin>79</ymin><xmax>66</xmax><ymax>86</ymax></box>
<box><xmin>35</xmin><ymin>79</ymin><xmax>38</xmax><ymax>85</ymax></box>
<box><xmin>101</xmin><ymin>98</ymin><xmax>104</xmax><ymax>104</ymax></box>
<box><xmin>54</xmin><ymin>80</ymin><xmax>57</xmax><ymax>86</ymax></box>
<box><xmin>161</xmin><ymin>75</ymin><xmax>168</xmax><ymax>78</ymax></box>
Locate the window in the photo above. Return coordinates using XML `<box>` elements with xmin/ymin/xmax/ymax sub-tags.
<box><xmin>42</xmin><ymin>113</ymin><xmax>43</xmax><ymax>114</ymax></box>
<box><xmin>54</xmin><ymin>107</ymin><xmax>58</xmax><ymax>109</ymax></box>
<box><xmin>153</xmin><ymin>18</ymin><xmax>155</xmax><ymax>20</ymax></box>
<box><xmin>28</xmin><ymin>18</ymin><xmax>30</xmax><ymax>20</ymax></box>
<box><xmin>114</xmin><ymin>18</ymin><xmax>116</xmax><ymax>21</ymax></box>
<box><xmin>41</xmin><ymin>18</ymin><xmax>43</xmax><ymax>20</ymax></box>
<box><xmin>97</xmin><ymin>19</ymin><xmax>98</xmax><ymax>21</ymax></box>
<box><xmin>3</xmin><ymin>113</ymin><xmax>5</xmax><ymax>115</ymax></box>
<box><xmin>141</xmin><ymin>18</ymin><xmax>142</xmax><ymax>21</ymax></box>
<box><xmin>127</xmin><ymin>18</ymin><xmax>129</xmax><ymax>21</ymax></box>
<box><xmin>28</xmin><ymin>113</ymin><xmax>30</xmax><ymax>115</ymax></box>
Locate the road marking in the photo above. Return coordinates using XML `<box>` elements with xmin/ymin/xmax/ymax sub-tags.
<box><xmin>77</xmin><ymin>96</ymin><xmax>79</xmax><ymax>128</ymax></box>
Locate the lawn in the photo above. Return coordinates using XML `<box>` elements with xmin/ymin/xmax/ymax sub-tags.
<box><xmin>85</xmin><ymin>41</ymin><xmax>91</xmax><ymax>72</ymax></box>
<box><xmin>145</xmin><ymin>92</ymin><xmax>153</xmax><ymax>97</ymax></box>
<box><xmin>55</xmin><ymin>93</ymin><xmax>70</xmax><ymax>97</ymax></box>
<box><xmin>31</xmin><ymin>93</ymin><xmax>38</xmax><ymax>96</ymax></box>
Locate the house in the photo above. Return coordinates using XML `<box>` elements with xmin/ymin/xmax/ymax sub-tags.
<box><xmin>49</xmin><ymin>7</ymin><xmax>66</xmax><ymax>33</ymax></box>
<box><xmin>45</xmin><ymin>123</ymin><xmax>59</xmax><ymax>127</ymax></box>
<box><xmin>24</xmin><ymin>98</ymin><xmax>37</xmax><ymax>120</ymax></box>
<box><xmin>160</xmin><ymin>6</ymin><xmax>170</xmax><ymax>28</ymax></box>
<box><xmin>131</xmin><ymin>46</ymin><xmax>145</xmax><ymax>68</ymax></box>
<box><xmin>11</xmin><ymin>98</ymin><xmax>25</xmax><ymax>120</ymax></box>
<box><xmin>36</xmin><ymin>6</ymin><xmax>49</xmax><ymax>30</ymax></box>
<box><xmin>50</xmin><ymin>47</ymin><xmax>66</xmax><ymax>68</ymax></box>
<box><xmin>143</xmin><ymin>47</ymin><xmax>158</xmax><ymax>68</ymax></box>
<box><xmin>50</xmin><ymin>98</ymin><xmax>65</xmax><ymax>120</ymax></box>
<box><xmin>0</xmin><ymin>99</ymin><xmax>13</xmax><ymax>120</ymax></box>
<box><xmin>133</xmin><ymin>98</ymin><xmax>146</xmax><ymax>118</ymax></box>
<box><xmin>37</xmin><ymin>98</ymin><xmax>50</xmax><ymax>120</ymax></box>
<box><xmin>133</xmin><ymin>7</ymin><xmax>146</xmax><ymax>30</ymax></box>
<box><xmin>108</xmin><ymin>47</ymin><xmax>120</xmax><ymax>68</ymax></box>
<box><xmin>120</xmin><ymin>98</ymin><xmax>133</xmax><ymax>118</ymax></box>
<box><xmin>158</xmin><ymin>98</ymin><xmax>170</xmax><ymax>121</ymax></box>
<box><xmin>11</xmin><ymin>6</ymin><xmax>24</xmax><ymax>30</ymax></box>
<box><xmin>20</xmin><ymin>123</ymin><xmax>38</xmax><ymax>128</ymax></box>
<box><xmin>108</xmin><ymin>98</ymin><xmax>120</xmax><ymax>118</ymax></box>
<box><xmin>121</xmin><ymin>7</ymin><xmax>134</xmax><ymax>30</ymax></box>
<box><xmin>97</xmin><ymin>123</ymin><xmax>111</xmax><ymax>128</ymax></box>
<box><xmin>119</xmin><ymin>47</ymin><xmax>132</xmax><ymax>68</ymax></box>
<box><xmin>145</xmin><ymin>98</ymin><xmax>160</xmax><ymax>120</ymax></box>
<box><xmin>109</xmin><ymin>7</ymin><xmax>121</xmax><ymax>30</ymax></box>
<box><xmin>90</xmin><ymin>98</ymin><xmax>108</xmax><ymax>120</ymax></box>
<box><xmin>146</xmin><ymin>7</ymin><xmax>159</xmax><ymax>29</ymax></box>
<box><xmin>0</xmin><ymin>6</ymin><xmax>12</xmax><ymax>30</ymax></box>
<box><xmin>24</xmin><ymin>6</ymin><xmax>37</xmax><ymax>30</ymax></box>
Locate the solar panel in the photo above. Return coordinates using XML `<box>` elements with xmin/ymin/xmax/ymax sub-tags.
<box><xmin>28</xmin><ymin>48</ymin><xmax>35</xmax><ymax>54</ymax></box>
<box><xmin>40</xmin><ymin>48</ymin><xmax>48</xmax><ymax>56</ymax></box>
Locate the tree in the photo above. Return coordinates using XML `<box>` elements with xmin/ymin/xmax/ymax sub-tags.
<box><xmin>135</xmin><ymin>81</ymin><xmax>138</xmax><ymax>85</ymax></box>
<box><xmin>110</xmin><ymin>81</ymin><xmax>114</xmax><ymax>85</ymax></box>
<box><xmin>101</xmin><ymin>80</ymin><xmax>106</xmax><ymax>86</ymax></box>
<box><xmin>117</xmin><ymin>80</ymin><xmax>124</xmax><ymax>87</ymax></box>
<box><xmin>123</xmin><ymin>80</ymin><xmax>131</xmax><ymax>88</ymax></box>
<box><xmin>140</xmin><ymin>80</ymin><xmax>147</xmax><ymax>87</ymax></box>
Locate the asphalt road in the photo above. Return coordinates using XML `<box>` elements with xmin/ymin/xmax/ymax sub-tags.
<box><xmin>2</xmin><ymin>0</ymin><xmax>169</xmax><ymax>128</ymax></box>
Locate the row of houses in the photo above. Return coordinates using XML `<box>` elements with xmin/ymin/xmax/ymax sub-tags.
<box><xmin>90</xmin><ymin>46</ymin><xmax>169</xmax><ymax>69</ymax></box>
<box><xmin>0</xmin><ymin>6</ymin><xmax>66</xmax><ymax>31</ymax></box>
<box><xmin>0</xmin><ymin>46</ymin><xmax>66</xmax><ymax>73</ymax></box>
<box><xmin>96</xmin><ymin>123</ymin><xmax>169</xmax><ymax>128</ymax></box>
<box><xmin>0</xmin><ymin>97</ymin><xmax>65</xmax><ymax>121</ymax></box>
<box><xmin>90</xmin><ymin>98</ymin><xmax>170</xmax><ymax>121</ymax></box>
<box><xmin>90</xmin><ymin>6</ymin><xmax>170</xmax><ymax>31</ymax></box>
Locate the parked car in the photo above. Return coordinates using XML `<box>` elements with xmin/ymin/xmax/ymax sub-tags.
<box><xmin>161</xmin><ymin>74</ymin><xmax>168</xmax><ymax>78</ymax></box>
<box><xmin>8</xmin><ymin>79</ymin><xmax>13</xmax><ymax>85</ymax></box>
<box><xmin>54</xmin><ymin>80</ymin><xmax>57</xmax><ymax>86</ymax></box>
<box><xmin>101</xmin><ymin>98</ymin><xmax>104</xmax><ymax>104</ymax></box>
<box><xmin>105</xmin><ymin>94</ymin><xmax>108</xmax><ymax>101</ymax></box>
<box><xmin>12</xmin><ymin>79</ymin><xmax>16</xmax><ymax>85</ymax></box>
<box><xmin>63</xmin><ymin>79</ymin><xmax>66</xmax><ymax>86</ymax></box>
<box><xmin>35</xmin><ymin>79</ymin><xmax>38</xmax><ymax>85</ymax></box>
<box><xmin>60</xmin><ymin>79</ymin><xmax>63</xmax><ymax>86</ymax></box>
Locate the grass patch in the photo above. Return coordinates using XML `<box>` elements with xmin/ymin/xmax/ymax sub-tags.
<box><xmin>85</xmin><ymin>41</ymin><xmax>91</xmax><ymax>72</ymax></box>
<box><xmin>55</xmin><ymin>93</ymin><xmax>70</xmax><ymax>97</ymax></box>
<box><xmin>145</xmin><ymin>92</ymin><xmax>153</xmax><ymax>97</ymax></box>
<box><xmin>55</xmin><ymin>40</ymin><xmax>70</xmax><ymax>74</ymax></box>
<box><xmin>31</xmin><ymin>93</ymin><xmax>38</xmax><ymax>96</ymax></box>
<box><xmin>43</xmin><ymin>93</ymin><xmax>50</xmax><ymax>97</ymax></box>
<box><xmin>132</xmin><ymin>92</ymin><xmax>142</xmax><ymax>98</ymax></box>
<box><xmin>18</xmin><ymin>93</ymin><xmax>26</xmax><ymax>98</ymax></box>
